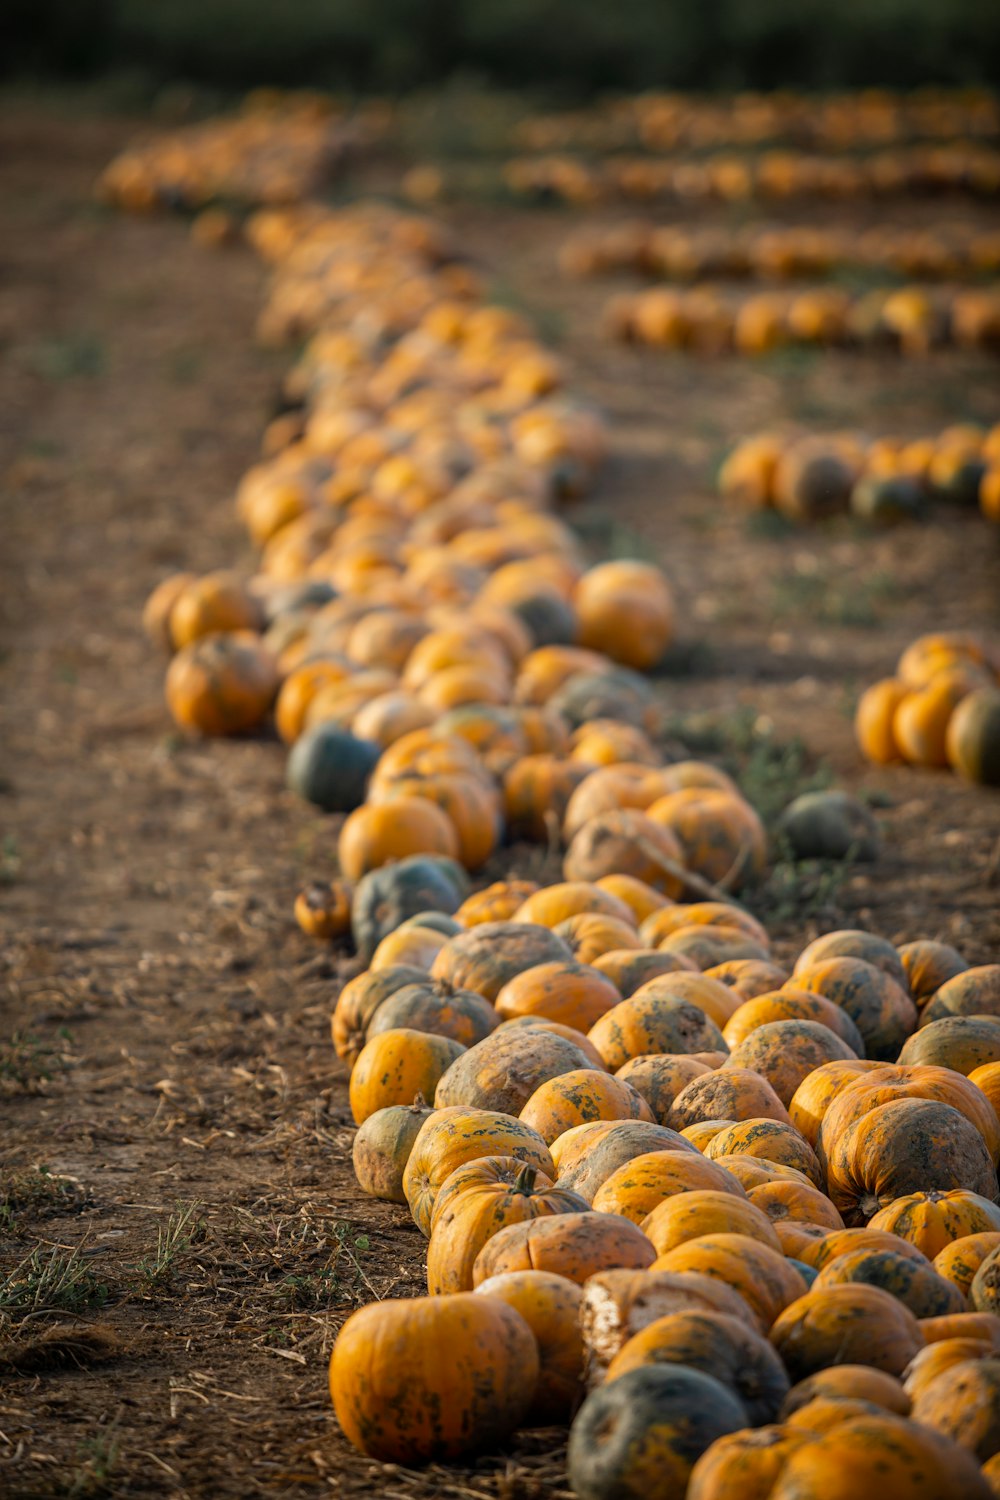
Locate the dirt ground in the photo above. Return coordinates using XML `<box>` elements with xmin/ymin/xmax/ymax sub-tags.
<box><xmin>1</xmin><ymin>97</ymin><xmax>999</xmax><ymax>1499</ymax></box>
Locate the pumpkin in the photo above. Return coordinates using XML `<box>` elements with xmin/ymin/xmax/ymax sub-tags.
<box><xmin>788</xmin><ymin>1058</ymin><xmax>890</xmax><ymax>1147</ymax></box>
<box><xmin>427</xmin><ymin>1158</ymin><xmax>588</xmax><ymax>1294</ymax></box>
<box><xmin>974</xmin><ymin>1250</ymin><xmax>1000</xmax><ymax>1315</ymax></box>
<box><xmin>556</xmin><ymin>1120</ymin><xmax>698</xmax><ymax>1202</ymax></box>
<box><xmin>165</xmin><ymin>631</ymin><xmax>279</xmax><ymax>736</ymax></box>
<box><xmin>143</xmin><ymin>571</ymin><xmax>196</xmax><ymax>651</ymax></box>
<box><xmin>369</xmin><ymin>924</ymin><xmax>449</xmax><ymax>973</ymax></box>
<box><xmin>352</xmin><ymin>1097</ymin><xmax>436</xmax><ymax>1204</ymax></box>
<box><xmin>366</xmin><ymin>981</ymin><xmax>499</xmax><ymax>1049</ymax></box>
<box><xmin>573</xmin><ymin>560</ymin><xmax>675</xmax><ymax>671</ymax></box>
<box><xmin>593</xmin><ymin>949</ymin><xmax>696</xmax><ymax>997</ymax></box>
<box><xmin>645</xmin><ymin>789</ymin><xmax>767</xmax><ymax>888</ymax></box>
<box><xmin>472</xmin><ymin>1210</ymin><xmax>655</xmax><ymax>1287</ymax></box>
<box><xmin>169</xmin><ymin>571</ymin><xmax>262</xmax><ymax>647</ymax></box>
<box><xmin>455</xmin><ymin>879</ymin><xmax>540</xmax><ymax>927</ymax></box>
<box><xmin>813</xmin><ymin>1248</ymin><xmax>965</xmax><ymax>1320</ymax></box>
<box><xmin>652</xmin><ymin>1233</ymin><xmax>807</xmax><ymax>1332</ymax></box>
<box><xmin>403</xmin><ymin>1106</ymin><xmax>556</xmax><ymax>1236</ymax></box>
<box><xmin>911</xmin><ymin>1357</ymin><xmax>1000</xmax><ymax>1462</ymax></box>
<box><xmin>629</xmin><ymin>972</ymin><xmax>745</xmax><ymax>1030</ymax></box>
<box><xmin>799</xmin><ymin>1228</ymin><xmax>932</xmax><ymax>1273</ymax></box>
<box><xmin>712</xmin><ymin>1157</ymin><xmax>813</xmax><ymax>1193</ymax></box>
<box><xmin>570</xmin><ymin>719</ymin><xmax>661</xmax><ymax>768</ymax></box>
<box><xmin>329</xmin><ymin>1292</ymin><xmax>538</xmax><ymax>1463</ymax></box>
<box><xmin>275</xmin><ymin>659</ymin><xmax>352</xmax><ymax>744</ymax></box>
<box><xmin>555</xmin><ymin>912</ymin><xmax>643</xmax><ymax>965</ymax></box>
<box><xmin>349</xmin><ymin>1029</ymin><xmax>465</xmax><ymax>1125</ymax></box>
<box><xmin>563</xmin><ymin>809</ymin><xmax>688</xmax><ymax>896</ymax></box>
<box><xmin>503</xmin><ymin>754</ymin><xmax>590</xmax><ymax>841</ymax></box>
<box><xmin>656</xmin><ymin>925</ymin><xmax>771</xmax><ymax>972</ymax></box>
<box><xmin>723</xmin><ymin>989</ymin><xmax>865</xmax><ymax>1054</ymax></box>
<box><xmin>899</xmin><ymin>1016</ymin><xmax>1000</xmax><ymax>1074</ymax></box>
<box><xmin>770</xmin><ymin>1284</ymin><xmax>925</xmax><ymax>1380</ymax></box>
<box><xmin>596</xmin><ymin>873</ymin><xmax>675</xmax><ymax>924</ymax></box>
<box><xmin>894</xmin><ymin>677</ymin><xmax>974</xmax><ymax>768</ymax></box>
<box><xmin>946</xmin><ymin>689</ymin><xmax>1000</xmax><ymax>784</ymax></box>
<box><xmin>725</xmin><ymin>1020</ymin><xmax>858</xmax><ymax>1108</ymax></box>
<box><xmin>514</xmin><ymin>645</ymin><xmax>613</xmax><ymax>706</ymax></box>
<box><xmin>552</xmin><ymin>668</ymin><xmax>656</xmax><ymax>731</ymax></box>
<box><xmin>748</xmin><ymin>1180</ymin><xmax>845</xmax><ymax>1233</ymax></box>
<box><xmin>792</xmin><ymin>958</ymin><xmax>917</xmax><ymax>1061</ymax></box>
<box><xmin>592</xmin><ymin>1149</ymin><xmax>747</xmax><ymax>1224</ymax></box>
<box><xmin>351</xmin><ymin>854</ymin><xmax>468</xmax><ymax>963</ymax></box>
<box><xmin>642</xmin><ymin>1189</ymin><xmax>783</xmax><ymax>1258</ymax></box>
<box><xmin>669</xmin><ymin>1068</ymin><xmax>792</xmax><ymax>1130</ymax></box>
<box><xmin>640</xmin><ymin>901</ymin><xmax>769</xmax><ymax>950</ymax></box>
<box><xmin>568</xmin><ymin>1364</ymin><xmax>746</xmax><ymax>1500</ymax></box>
<box><xmin>474</xmin><ymin>1270</ymin><xmax>585</xmax><ymax>1423</ymax></box>
<box><xmin>684</xmin><ymin>1120</ymin><xmax>738</xmax><ymax>1152</ymax></box>
<box><xmin>294</xmin><ymin>880</ymin><xmax>352</xmax><ymax>942</ymax></box>
<box><xmin>973</xmin><ymin>1064</ymin><xmax>1000</xmax><ymax>1122</ymax></box>
<box><xmin>903</xmin><ymin>1338</ymin><xmax>993</xmax><ymax>1403</ymax></box>
<box><xmin>371</xmin><ymin>772</ymin><xmax>500</xmax><ymax>870</ymax></box>
<box><xmin>934</xmin><ymin>1234</ymin><xmax>1000</xmax><ymax>1297</ymax></box>
<box><xmin>497</xmin><ymin>1015</ymin><xmax>609</xmax><ymax>1071</ymax></box>
<box><xmin>514</xmin><ymin>880</ymin><xmax>637</xmax><ymax>930</ymax></box>
<box><xmin>614</xmin><ymin>1055</ymin><xmax>712</xmax><ymax>1125</ymax></box>
<box><xmin>588</xmin><ymin>993</ymin><xmax>728</xmax><ymax>1071</ymax></box>
<box><xmin>855</xmin><ymin>678</ymin><xmax>908</xmax><ymax>763</ymax></box>
<box><xmin>818</xmin><ymin>1064</ymin><xmax>1000</xmax><ymax>1171</ymax></box>
<box><xmin>922</xmin><ymin>1312</ymin><xmax>1000</xmax><ymax>1346</ymax></box>
<box><xmin>431</xmin><ymin>921</ymin><xmax>573</xmax><ymax>1003</ymax></box>
<box><xmin>921</xmin><ymin>967</ymin><xmax>1000</xmax><ymax>1026</ymax></box>
<box><xmin>331</xmin><ymin>964</ymin><xmax>429</xmax><ymax>1066</ymax></box>
<box><xmin>687</xmin><ymin>1425</ymin><xmax>812</xmax><ymax>1500</ymax></box>
<box><xmin>605</xmin><ymin>1308</ymin><xmax>790</xmax><ymax>1424</ymax></box>
<box><xmin>563</xmin><ymin>764</ymin><xmax>669</xmax><ymax>840</ymax></box>
<box><xmin>705</xmin><ymin>958</ymin><xmax>790</xmax><ymax>1000</ymax></box>
<box><xmin>782</xmin><ymin>1365</ymin><xmax>910</xmax><ymax>1418</ymax></box>
<box><xmin>870</xmin><ymin>1191</ymin><xmax>1000</xmax><ymax>1260</ymax></box>
<box><xmin>768</xmin><ymin>1412</ymin><xmax>992</xmax><ymax>1498</ymax></box>
<box><xmin>434</xmin><ymin>1023</ymin><xmax>594</xmax><ymax>1115</ymax></box>
<box><xmin>898</xmin><ymin>940</ymin><xmax>969</xmax><ymax>1004</ymax></box>
<box><xmin>520</xmin><ymin>1069</ymin><xmax>655</xmax><ymax>1144</ymax></box>
<box><xmin>704</xmin><ymin>1119</ymin><xmax>823</xmax><ymax>1188</ymax></box>
<box><xmin>495</xmin><ymin>959</ymin><xmax>621</xmax><ymax>1031</ymax></box>
<box><xmin>825</xmin><ymin>1098</ymin><xmax>999</xmax><ymax>1226</ymax></box>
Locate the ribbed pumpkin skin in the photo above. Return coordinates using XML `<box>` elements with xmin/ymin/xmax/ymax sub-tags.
<box><xmin>687</xmin><ymin>1424</ymin><xmax>811</xmax><ymax>1500</ymax></box>
<box><xmin>935</xmin><ymin>1233</ymin><xmax>1000</xmax><ymax>1297</ymax></box>
<box><xmin>903</xmin><ymin>1338</ymin><xmax>995</xmax><ymax>1403</ymax></box>
<box><xmin>520</xmin><ymin>1068</ymin><xmax>654</xmax><ymax>1144</ymax></box>
<box><xmin>331</xmin><ymin>963</ymin><xmax>430</xmax><ymax>1065</ymax></box>
<box><xmin>724</xmin><ymin>1020</ymin><xmax>858</xmax><ymax>1108</ymax></box>
<box><xmin>870</xmin><ymin>1191</ymin><xmax>1000</xmax><ymax>1259</ymax></box>
<box><xmin>556</xmin><ymin>1120</ymin><xmax>697</xmax><ymax>1202</ymax></box>
<box><xmin>799</xmin><ymin>1227</ymin><xmax>931</xmax><ymax>1272</ymax></box>
<box><xmin>605</xmin><ymin>1309</ymin><xmax>790</xmax><ymax>1423</ymax></box>
<box><xmin>471</xmin><ymin>1210</ymin><xmax>655</xmax><ymax>1287</ymax></box>
<box><xmin>921</xmin><ymin>1312</ymin><xmax>1000</xmax><ymax>1346</ymax></box>
<box><xmin>592</xmin><ymin>1150</ymin><xmax>747</xmax><ymax>1224</ymax></box>
<box><xmin>769</xmin><ymin>1284</ymin><xmax>925</xmax><ymax>1380</ymax></box>
<box><xmin>349</xmin><ymin>1029</ymin><xmax>465</xmax><ymax>1125</ymax></box>
<box><xmin>766</xmin><ymin>1412</ymin><xmax>994</xmax><ymax>1499</ymax></box>
<box><xmin>818</xmin><ymin>1065</ymin><xmax>1000</xmax><ymax>1171</ymax></box>
<box><xmin>911</xmin><ymin>1357</ymin><xmax>1000</xmax><ymax>1462</ymax></box>
<box><xmin>748</xmin><ymin>1180</ymin><xmax>845</xmax><ymax>1233</ymax></box>
<box><xmin>722</xmin><ymin>990</ymin><xmax>865</xmax><ymax>1054</ymax></box>
<box><xmin>788</xmin><ymin>1058</ymin><xmax>885</xmax><ymax>1146</ymax></box>
<box><xmin>353</xmin><ymin>1100</ymin><xmax>435</xmax><ymax>1203</ymax></box>
<box><xmin>780</xmin><ymin>1365</ymin><xmax>911</xmax><ymax>1417</ymax></box>
<box><xmin>434</xmin><ymin>1025</ymin><xmax>594</xmax><ymax>1116</ymax></box>
<box><xmin>456</xmin><ymin>880</ymin><xmax>540</xmax><ymax>928</ymax></box>
<box><xmin>495</xmin><ymin>959</ymin><xmax>621</xmax><ymax>1031</ymax></box>
<box><xmin>813</xmin><ymin>1248</ymin><xmax>965</xmax><ymax>1319</ymax></box>
<box><xmin>794</xmin><ymin>930</ymin><xmax>910</xmax><ymax>990</ymax></box>
<box><xmin>898</xmin><ymin>940</ymin><xmax>969</xmax><ymax>1003</ymax></box>
<box><xmin>628</xmin><ymin>971</ymin><xmax>745</xmax><ymax>1029</ymax></box>
<box><xmin>826</xmin><ymin>1098</ymin><xmax>1000</xmax><ymax>1225</ymax></box>
<box><xmin>329</xmin><ymin>1293</ymin><xmax>539</xmax><ymax>1463</ymax></box>
<box><xmin>652</xmin><ymin>1232</ymin><xmax>807</xmax><ymax>1333</ymax></box>
<box><xmin>567</xmin><ymin>1365</ymin><xmax>747</xmax><ymax>1500</ymax></box>
<box><xmin>366</xmin><ymin>982</ymin><xmax>500</xmax><ymax>1048</ymax></box>
<box><xmin>898</xmin><ymin>1016</ymin><xmax>1000</xmax><ymax>1075</ymax></box>
<box><xmin>430</xmin><ymin>921</ymin><xmax>573</xmax><ymax>1002</ymax></box>
<box><xmin>791</xmin><ymin>957</ymin><xmax>917</xmax><ymax>1061</ymax></box>
<box><xmin>921</xmin><ymin>966</ymin><xmax>1000</xmax><ymax>1026</ymax></box>
<box><xmin>403</xmin><ymin>1107</ymin><xmax>556</xmax><ymax>1236</ymax></box>
<box><xmin>426</xmin><ymin>1158</ymin><xmax>588</xmax><ymax>1294</ymax></box>
<box><xmin>614</xmin><ymin>1054</ymin><xmax>711</xmax><ymax>1125</ymax></box>
<box><xmin>474</xmin><ymin>1270</ymin><xmax>585</xmax><ymax>1423</ymax></box>
<box><xmin>669</xmin><ymin>1068</ymin><xmax>792</xmax><ymax>1130</ymax></box>
<box><xmin>587</xmin><ymin>993</ymin><xmax>728</xmax><ymax>1071</ymax></box>
<box><xmin>642</xmin><ymin>1189</ymin><xmax>782</xmax><ymax>1258</ymax></box>
<box><xmin>704</xmin><ymin>1118</ymin><xmax>823</xmax><ymax>1188</ymax></box>
<box><xmin>498</xmin><ymin>1015</ymin><xmax>609</xmax><ymax>1071</ymax></box>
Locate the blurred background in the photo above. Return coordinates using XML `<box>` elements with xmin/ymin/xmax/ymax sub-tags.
<box><xmin>6</xmin><ymin>0</ymin><xmax>1000</xmax><ymax>96</ymax></box>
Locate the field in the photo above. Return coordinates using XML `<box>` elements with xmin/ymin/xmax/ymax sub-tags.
<box><xmin>1</xmin><ymin>92</ymin><xmax>999</xmax><ymax>1498</ymax></box>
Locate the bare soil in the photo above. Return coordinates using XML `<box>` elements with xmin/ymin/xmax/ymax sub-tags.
<box><xmin>1</xmin><ymin>98</ymin><xmax>998</xmax><ymax>1499</ymax></box>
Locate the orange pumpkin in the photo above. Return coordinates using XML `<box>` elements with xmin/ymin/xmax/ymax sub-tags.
<box><xmin>574</xmin><ymin>561</ymin><xmax>674</xmax><ymax>671</ymax></box>
<box><xmin>403</xmin><ymin>1105</ymin><xmax>556</xmax><ymax>1237</ymax></box>
<box><xmin>935</xmin><ymin>1234</ymin><xmax>1000</xmax><ymax>1298</ymax></box>
<box><xmin>792</xmin><ymin>957</ymin><xmax>917</xmax><ymax>1061</ymax></box>
<box><xmin>563</xmin><ymin>809</ymin><xmax>688</xmax><ymax>896</ymax></box>
<box><xmin>591</xmin><ymin>1149</ymin><xmax>747</xmax><ymax>1224</ymax></box>
<box><xmin>588</xmin><ymin>992</ymin><xmax>728</xmax><ymax>1072</ymax></box>
<box><xmin>898</xmin><ymin>939</ymin><xmax>969</xmax><ymax>1003</ymax></box>
<box><xmin>294</xmin><ymin>879</ymin><xmax>352</xmax><ymax>942</ymax></box>
<box><xmin>641</xmin><ymin>1189</ymin><xmax>783</xmax><ymax>1258</ymax></box>
<box><xmin>613</xmin><ymin>1055</ymin><xmax>712</xmax><ymax>1125</ymax></box>
<box><xmin>514</xmin><ymin>881</ymin><xmax>636</xmax><ymax>930</ymax></box>
<box><xmin>165</xmin><ymin>631</ymin><xmax>279</xmax><ymax>736</ymax></box>
<box><xmin>855</xmin><ymin>677</ymin><xmax>908</xmax><ymax>763</ymax></box>
<box><xmin>169</xmin><ymin>570</ymin><xmax>262</xmax><ymax>647</ymax></box>
<box><xmin>781</xmin><ymin>1365</ymin><xmax>911</xmax><ymax>1418</ymax></box>
<box><xmin>645</xmin><ymin>789</ymin><xmax>767</xmax><ymax>888</ymax></box>
<box><xmin>472</xmin><ymin>1210</ymin><xmax>655</xmax><ymax>1287</ymax></box>
<box><xmin>669</xmin><ymin>1068</ymin><xmax>792</xmax><ymax>1130</ymax></box>
<box><xmin>349</xmin><ymin>1028</ymin><xmax>465</xmax><ymax>1125</ymax></box>
<box><xmin>652</xmin><ymin>1232</ymin><xmax>807</xmax><ymax>1332</ymax></box>
<box><xmin>704</xmin><ymin>1118</ymin><xmax>823</xmax><ymax>1188</ymax></box>
<box><xmin>338</xmin><ymin>796</ymin><xmax>459</xmax><ymax>882</ymax></box>
<box><xmin>770</xmin><ymin>1284</ymin><xmax>925</xmax><ymax>1380</ymax></box>
<box><xmin>474</xmin><ymin>1270</ymin><xmax>585</xmax><ymax>1423</ymax></box>
<box><xmin>593</xmin><ymin>949</ymin><xmax>696</xmax><ymax>998</ymax></box>
<box><xmin>788</xmin><ymin>1058</ymin><xmax>886</xmax><ymax>1146</ymax></box>
<box><xmin>870</xmin><ymin>1191</ymin><xmax>1000</xmax><ymax>1260</ymax></box>
<box><xmin>723</xmin><ymin>989</ymin><xmax>865</xmax><ymax>1053</ymax></box>
<box><xmin>724</xmin><ymin>1020</ymin><xmax>859</xmax><ymax>1108</ymax></box>
<box><xmin>455</xmin><ymin>879</ymin><xmax>540</xmax><ymax>927</ymax></box>
<box><xmin>495</xmin><ymin>959</ymin><xmax>622</xmax><ymax>1031</ymax></box>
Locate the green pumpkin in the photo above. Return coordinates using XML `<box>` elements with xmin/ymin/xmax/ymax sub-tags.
<box><xmin>351</xmin><ymin>856</ymin><xmax>470</xmax><ymax>963</ymax></box>
<box><xmin>286</xmin><ymin>724</ymin><xmax>380</xmax><ymax>811</ymax></box>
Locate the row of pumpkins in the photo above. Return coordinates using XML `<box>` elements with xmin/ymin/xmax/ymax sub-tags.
<box><xmin>96</xmin><ymin>91</ymin><xmax>386</xmax><ymax>215</ymax></box>
<box><xmin>515</xmin><ymin>88</ymin><xmax>1000</xmax><ymax>154</ymax></box>
<box><xmin>719</xmin><ymin>423</ymin><xmax>1000</xmax><ymax>526</ymax></box>
<box><xmin>603</xmin><ymin>282</ymin><xmax>1000</xmax><ymax>355</ymax></box>
<box><xmin>124</xmin><ymin>136</ymin><xmax>1000</xmax><ymax>1492</ymax></box>
<box><xmin>504</xmin><ymin>144</ymin><xmax>1000</xmax><ymax>206</ymax></box>
<box><xmin>329</xmin><ymin>854</ymin><xmax>1000</xmax><ymax>1496</ymax></box>
<box><xmin>857</xmin><ymin>632</ymin><xmax>1000</xmax><ymax>784</ymax></box>
<box><xmin>559</xmin><ymin>219</ymin><xmax>1000</xmax><ymax>283</ymax></box>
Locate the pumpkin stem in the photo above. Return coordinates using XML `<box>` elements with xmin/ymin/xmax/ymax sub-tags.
<box><xmin>410</xmin><ymin>1092</ymin><xmax>427</xmax><ymax>1111</ymax></box>
<box><xmin>514</xmin><ymin>1162</ymin><xmax>538</xmax><ymax>1194</ymax></box>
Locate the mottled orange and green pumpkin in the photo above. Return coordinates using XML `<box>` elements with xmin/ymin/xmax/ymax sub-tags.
<box><xmin>813</xmin><ymin>1247</ymin><xmax>965</xmax><ymax>1319</ymax></box>
<box><xmin>899</xmin><ymin>1015</ymin><xmax>1000</xmax><ymax>1074</ymax></box>
<box><xmin>911</xmin><ymin>1356</ymin><xmax>1000</xmax><ymax>1462</ymax></box>
<box><xmin>329</xmin><ymin>1293</ymin><xmax>539</xmax><ymax>1463</ymax></box>
<box><xmin>898</xmin><ymin>939</ymin><xmax>969</xmax><ymax>1003</ymax></box>
<box><xmin>669</xmin><ymin>1067</ymin><xmax>792</xmax><ymax>1130</ymax></box>
<box><xmin>780</xmin><ymin>1365</ymin><xmax>911</xmax><ymax>1418</ymax></box>
<box><xmin>587</xmin><ymin>991</ymin><xmax>728</xmax><ymax>1071</ymax></box>
<box><xmin>591</xmin><ymin>1149</ymin><xmax>746</xmax><ymax>1224</ymax></box>
<box><xmin>652</xmin><ymin>1231</ymin><xmax>807</xmax><ymax>1333</ymax></box>
<box><xmin>787</xmin><ymin>1057</ymin><xmax>885</xmax><ymax>1147</ymax></box>
<box><xmin>402</xmin><ymin>1105</ymin><xmax>556</xmax><ymax>1237</ymax></box>
<box><xmin>791</xmin><ymin>957</ymin><xmax>917</xmax><ymax>1061</ymax></box>
<box><xmin>556</xmin><ymin>1120</ymin><xmax>698</xmax><ymax>1202</ymax></box>
<box><xmin>472</xmin><ymin>1209</ymin><xmax>655</xmax><ymax>1287</ymax></box>
<box><xmin>474</xmin><ymin>1270</ymin><xmax>585</xmax><ymax>1423</ymax></box>
<box><xmin>724</xmin><ymin>1019</ymin><xmax>859</xmax><ymax>1108</ymax></box>
<box><xmin>869</xmin><ymin>1190</ymin><xmax>1000</xmax><ymax>1259</ymax></box>
<box><xmin>704</xmin><ymin>1118</ymin><xmax>823</xmax><ymax>1188</ymax></box>
<box><xmin>641</xmin><ymin>1188</ymin><xmax>783</xmax><ymax>1258</ymax></box>
<box><xmin>769</xmin><ymin>1283</ymin><xmax>925</xmax><ymax>1380</ymax></box>
<box><xmin>348</xmin><ymin>1028</ymin><xmax>465</xmax><ymax>1126</ymax></box>
<box><xmin>613</xmin><ymin>1054</ymin><xmax>711</xmax><ymax>1125</ymax></box>
<box><xmin>519</xmin><ymin>1068</ymin><xmax>655</xmax><ymax>1144</ymax></box>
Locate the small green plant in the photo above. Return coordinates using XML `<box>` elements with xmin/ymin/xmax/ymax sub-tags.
<box><xmin>29</xmin><ymin>333</ymin><xmax>107</xmax><ymax>381</ymax></box>
<box><xmin>0</xmin><ymin>1028</ymin><xmax>74</xmax><ymax>1090</ymax></box>
<box><xmin>66</xmin><ymin>1426</ymin><xmax>122</xmax><ymax>1499</ymax></box>
<box><xmin>133</xmin><ymin>1202</ymin><xmax>205</xmax><ymax>1287</ymax></box>
<box><xmin>749</xmin><ymin>849</ymin><xmax>850</xmax><ymax>929</ymax></box>
<box><xmin>0</xmin><ymin>1245</ymin><xmax>108</xmax><ymax>1323</ymax></box>
<box><xmin>0</xmin><ymin>1166</ymin><xmax>83</xmax><ymax>1230</ymax></box>
<box><xmin>0</xmin><ymin>834</ymin><xmax>21</xmax><ymax>885</ymax></box>
<box><xmin>266</xmin><ymin>1221</ymin><xmax>371</xmax><ymax>1309</ymax></box>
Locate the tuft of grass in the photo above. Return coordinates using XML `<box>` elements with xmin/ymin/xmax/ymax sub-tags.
<box><xmin>0</xmin><ymin>1166</ymin><xmax>83</xmax><ymax>1231</ymax></box>
<box><xmin>133</xmin><ymin>1202</ymin><xmax>205</xmax><ymax>1287</ymax></box>
<box><xmin>0</xmin><ymin>833</ymin><xmax>21</xmax><ymax>885</ymax></box>
<box><xmin>771</xmin><ymin>567</ymin><xmax>902</xmax><ymax>627</ymax></box>
<box><xmin>265</xmin><ymin>1220</ymin><xmax>371</xmax><ymax>1309</ymax></box>
<box><xmin>668</xmin><ymin>708</ymin><xmax>832</xmax><ymax>831</ymax></box>
<box><xmin>748</xmin><ymin>848</ymin><xmax>851</xmax><ymax>929</ymax></box>
<box><xmin>28</xmin><ymin>334</ymin><xmax>107</xmax><ymax>381</ymax></box>
<box><xmin>0</xmin><ymin>1245</ymin><xmax>108</xmax><ymax>1324</ymax></box>
<box><xmin>66</xmin><ymin>1427</ymin><xmax>122</xmax><ymax>1500</ymax></box>
<box><xmin>0</xmin><ymin>1028</ymin><xmax>75</xmax><ymax>1091</ymax></box>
